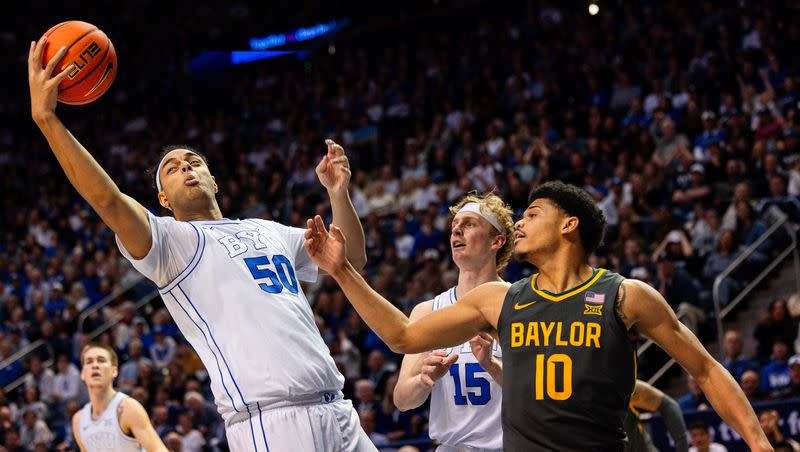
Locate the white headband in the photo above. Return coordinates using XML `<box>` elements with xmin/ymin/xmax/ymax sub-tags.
<box><xmin>154</xmin><ymin>152</ymin><xmax>173</xmax><ymax>193</ymax></box>
<box><xmin>155</xmin><ymin>149</ymin><xmax>194</xmax><ymax>193</ymax></box>
<box><xmin>456</xmin><ymin>202</ymin><xmax>502</xmax><ymax>231</ymax></box>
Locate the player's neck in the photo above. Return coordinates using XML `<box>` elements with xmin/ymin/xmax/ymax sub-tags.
<box><xmin>89</xmin><ymin>386</ymin><xmax>117</xmax><ymax>418</ymax></box>
<box><xmin>173</xmin><ymin>205</ymin><xmax>224</xmax><ymax>222</ymax></box>
<box><xmin>534</xmin><ymin>253</ymin><xmax>594</xmax><ymax>294</ymax></box>
<box><xmin>455</xmin><ymin>259</ymin><xmax>501</xmax><ymax>297</ymax></box>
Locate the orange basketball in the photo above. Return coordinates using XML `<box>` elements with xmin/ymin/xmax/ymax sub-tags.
<box><xmin>39</xmin><ymin>21</ymin><xmax>117</xmax><ymax>105</ymax></box>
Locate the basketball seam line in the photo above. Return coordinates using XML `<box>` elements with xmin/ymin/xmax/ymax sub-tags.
<box><xmin>60</xmin><ymin>37</ymin><xmax>111</xmax><ymax>93</ymax></box>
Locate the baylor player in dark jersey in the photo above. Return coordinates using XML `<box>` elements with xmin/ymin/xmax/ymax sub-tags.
<box><xmin>305</xmin><ymin>181</ymin><xmax>772</xmax><ymax>451</ymax></box>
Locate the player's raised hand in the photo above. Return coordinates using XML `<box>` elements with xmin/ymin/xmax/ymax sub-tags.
<box><xmin>316</xmin><ymin>139</ymin><xmax>351</xmax><ymax>193</ymax></box>
<box><xmin>304</xmin><ymin>215</ymin><xmax>348</xmax><ymax>274</ymax></box>
<box><xmin>469</xmin><ymin>332</ymin><xmax>495</xmax><ymax>370</ymax></box>
<box><xmin>28</xmin><ymin>37</ymin><xmax>74</xmax><ymax>123</ymax></box>
<box><xmin>419</xmin><ymin>350</ymin><xmax>459</xmax><ymax>387</ymax></box>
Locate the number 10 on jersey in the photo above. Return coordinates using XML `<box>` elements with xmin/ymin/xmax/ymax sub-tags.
<box><xmin>535</xmin><ymin>353</ymin><xmax>572</xmax><ymax>400</ymax></box>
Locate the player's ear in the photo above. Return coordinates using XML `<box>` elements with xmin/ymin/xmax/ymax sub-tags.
<box><xmin>158</xmin><ymin>191</ymin><xmax>171</xmax><ymax>210</ymax></box>
<box><xmin>562</xmin><ymin>216</ymin><xmax>579</xmax><ymax>235</ymax></box>
<box><xmin>491</xmin><ymin>231</ymin><xmax>506</xmax><ymax>251</ymax></box>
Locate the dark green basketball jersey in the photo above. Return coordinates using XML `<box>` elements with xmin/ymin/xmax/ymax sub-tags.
<box><xmin>497</xmin><ymin>268</ymin><xmax>636</xmax><ymax>451</ymax></box>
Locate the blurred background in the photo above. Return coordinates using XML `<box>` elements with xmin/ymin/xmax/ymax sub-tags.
<box><xmin>1</xmin><ymin>0</ymin><xmax>800</xmax><ymax>450</ymax></box>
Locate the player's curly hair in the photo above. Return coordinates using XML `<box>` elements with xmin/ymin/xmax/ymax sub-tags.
<box><xmin>449</xmin><ymin>191</ymin><xmax>515</xmax><ymax>270</ymax></box>
<box><xmin>528</xmin><ymin>181</ymin><xmax>606</xmax><ymax>255</ymax></box>
<box><xmin>147</xmin><ymin>145</ymin><xmax>211</xmax><ymax>190</ymax></box>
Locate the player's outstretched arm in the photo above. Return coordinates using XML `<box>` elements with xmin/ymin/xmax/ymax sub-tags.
<box><xmin>28</xmin><ymin>38</ymin><xmax>151</xmax><ymax>259</ymax></box>
<box><xmin>304</xmin><ymin>216</ymin><xmax>500</xmax><ymax>353</ymax></box>
<box><xmin>119</xmin><ymin>398</ymin><xmax>169</xmax><ymax>452</ymax></box>
<box><xmin>316</xmin><ymin>139</ymin><xmax>367</xmax><ymax>270</ymax></box>
<box><xmin>394</xmin><ymin>300</ymin><xmax>459</xmax><ymax>411</ymax></box>
<box><xmin>631</xmin><ymin>380</ymin><xmax>688</xmax><ymax>452</ymax></box>
<box><xmin>622</xmin><ymin>280</ymin><xmax>772</xmax><ymax>452</ymax></box>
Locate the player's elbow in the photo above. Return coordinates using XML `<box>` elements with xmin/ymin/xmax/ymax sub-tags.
<box><xmin>394</xmin><ymin>399</ymin><xmax>417</xmax><ymax>412</ymax></box>
<box><xmin>390</xmin><ymin>334</ymin><xmax>424</xmax><ymax>355</ymax></box>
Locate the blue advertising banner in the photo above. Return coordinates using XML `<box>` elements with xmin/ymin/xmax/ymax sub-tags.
<box><xmin>645</xmin><ymin>398</ymin><xmax>800</xmax><ymax>451</ymax></box>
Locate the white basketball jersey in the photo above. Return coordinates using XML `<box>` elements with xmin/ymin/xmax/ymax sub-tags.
<box><xmin>77</xmin><ymin>392</ymin><xmax>143</xmax><ymax>452</ymax></box>
<box><xmin>117</xmin><ymin>214</ymin><xmax>343</xmax><ymax>425</ymax></box>
<box><xmin>428</xmin><ymin>287</ymin><xmax>503</xmax><ymax>450</ymax></box>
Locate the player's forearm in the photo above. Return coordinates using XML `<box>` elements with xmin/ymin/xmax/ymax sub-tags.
<box><xmin>34</xmin><ymin>113</ymin><xmax>123</xmax><ymax>209</ymax></box>
<box><xmin>329</xmin><ymin>189</ymin><xmax>367</xmax><ymax>270</ymax></box>
<box><xmin>696</xmin><ymin>361</ymin><xmax>771</xmax><ymax>450</ymax></box>
<box><xmin>393</xmin><ymin>375</ymin><xmax>433</xmax><ymax>411</ymax></box>
<box><xmin>330</xmin><ymin>261</ymin><xmax>415</xmax><ymax>352</ymax></box>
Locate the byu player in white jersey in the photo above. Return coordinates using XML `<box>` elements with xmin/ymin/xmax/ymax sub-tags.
<box><xmin>393</xmin><ymin>194</ymin><xmax>514</xmax><ymax>452</ymax></box>
<box><xmin>74</xmin><ymin>344</ymin><xmax>166</xmax><ymax>452</ymax></box>
<box><xmin>29</xmin><ymin>40</ymin><xmax>374</xmax><ymax>451</ymax></box>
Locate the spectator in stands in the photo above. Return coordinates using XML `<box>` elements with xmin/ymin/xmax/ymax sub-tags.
<box><xmin>761</xmin><ymin>340</ymin><xmax>793</xmax><ymax>396</ymax></box>
<box><xmin>733</xmin><ymin>199</ymin><xmax>771</xmax><ymax>265</ymax></box>
<box><xmin>183</xmin><ymin>391</ymin><xmax>219</xmax><ymax>438</ymax></box>
<box><xmin>50</xmin><ymin>355</ymin><xmax>81</xmax><ymax>407</ymax></box>
<box><xmin>21</xmin><ymin>387</ymin><xmax>47</xmax><ymax>424</ymax></box>
<box><xmin>757</xmin><ymin>174</ymin><xmax>800</xmax><ymax>222</ymax></box>
<box><xmin>0</xmin><ymin>406</ymin><xmax>13</xmax><ymax>445</ymax></box>
<box><xmin>653</xmin><ymin>117</ymin><xmax>691</xmax><ymax>169</ymax></box>
<box><xmin>151</xmin><ymin>405</ymin><xmax>172</xmax><ymax>439</ymax></box>
<box><xmin>722</xmin><ymin>183</ymin><xmax>755</xmax><ymax>232</ymax></box>
<box><xmin>165</xmin><ymin>431</ymin><xmax>183</xmax><ymax>452</ymax></box>
<box><xmin>722</xmin><ymin>330</ymin><xmax>758</xmax><ymax>382</ymax></box>
<box><xmin>18</xmin><ymin>409</ymin><xmax>51</xmax><ymax>450</ymax></box>
<box><xmin>149</xmin><ymin>326</ymin><xmax>176</xmax><ymax>371</ymax></box>
<box><xmin>118</xmin><ymin>338</ymin><xmax>151</xmax><ymax>392</ymax></box>
<box><xmin>3</xmin><ymin>427</ymin><xmax>23</xmax><ymax>452</ymax></box>
<box><xmin>679</xmin><ymin>375</ymin><xmax>709</xmax><ymax>411</ymax></box>
<box><xmin>688</xmin><ymin>419</ymin><xmax>728</xmax><ymax>452</ymax></box>
<box><xmin>55</xmin><ymin>401</ymin><xmax>79</xmax><ymax>451</ymax></box>
<box><xmin>774</xmin><ymin>355</ymin><xmax>800</xmax><ymax>399</ymax></box>
<box><xmin>360</xmin><ymin>408</ymin><xmax>390</xmax><ymax>448</ymax></box>
<box><xmin>365</xmin><ymin>351</ymin><xmax>392</xmax><ymax>395</ymax></box>
<box><xmin>740</xmin><ymin>370</ymin><xmax>765</xmax><ymax>403</ymax></box>
<box><xmin>354</xmin><ymin>379</ymin><xmax>380</xmax><ymax>416</ymax></box>
<box><xmin>702</xmin><ymin>230</ymin><xmax>742</xmax><ymax>306</ymax></box>
<box><xmin>651</xmin><ymin>229</ymin><xmax>694</xmax><ymax>269</ymax></box>
<box><xmin>175</xmin><ymin>412</ymin><xmax>205</xmax><ymax>452</ymax></box>
<box><xmin>759</xmin><ymin>409</ymin><xmax>800</xmax><ymax>451</ymax></box>
<box><xmin>654</xmin><ymin>251</ymin><xmax>706</xmax><ymax>334</ymax></box>
<box><xmin>754</xmin><ymin>299</ymin><xmax>797</xmax><ymax>359</ymax></box>
<box><xmin>23</xmin><ymin>356</ymin><xmax>54</xmax><ymax>405</ymax></box>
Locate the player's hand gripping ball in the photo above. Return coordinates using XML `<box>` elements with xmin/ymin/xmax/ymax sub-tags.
<box><xmin>38</xmin><ymin>20</ymin><xmax>117</xmax><ymax>105</ymax></box>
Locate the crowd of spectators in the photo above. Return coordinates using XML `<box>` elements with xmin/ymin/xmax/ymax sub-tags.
<box><xmin>1</xmin><ymin>0</ymin><xmax>800</xmax><ymax>450</ymax></box>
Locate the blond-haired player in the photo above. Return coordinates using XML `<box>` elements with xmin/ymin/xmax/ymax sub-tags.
<box><xmin>394</xmin><ymin>193</ymin><xmax>514</xmax><ymax>451</ymax></box>
<box><xmin>73</xmin><ymin>343</ymin><xmax>166</xmax><ymax>452</ymax></box>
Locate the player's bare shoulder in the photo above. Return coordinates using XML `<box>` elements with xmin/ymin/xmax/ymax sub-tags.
<box><xmin>462</xmin><ymin>281</ymin><xmax>511</xmax><ymax>328</ymax></box>
<box><xmin>615</xmin><ymin>278</ymin><xmax>662</xmax><ymax>329</ymax></box>
<box><xmin>409</xmin><ymin>299</ymin><xmax>434</xmax><ymax>321</ymax></box>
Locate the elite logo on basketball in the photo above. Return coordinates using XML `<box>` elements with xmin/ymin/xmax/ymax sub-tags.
<box><xmin>583</xmin><ymin>291</ymin><xmax>604</xmax><ymax>315</ymax></box>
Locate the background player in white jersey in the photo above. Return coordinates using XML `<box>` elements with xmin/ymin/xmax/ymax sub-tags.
<box><xmin>29</xmin><ymin>40</ymin><xmax>375</xmax><ymax>451</ymax></box>
<box><xmin>74</xmin><ymin>344</ymin><xmax>166</xmax><ymax>452</ymax></box>
<box><xmin>393</xmin><ymin>194</ymin><xmax>514</xmax><ymax>452</ymax></box>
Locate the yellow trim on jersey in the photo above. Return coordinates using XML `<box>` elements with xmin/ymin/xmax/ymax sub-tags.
<box><xmin>530</xmin><ymin>268</ymin><xmax>606</xmax><ymax>302</ymax></box>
